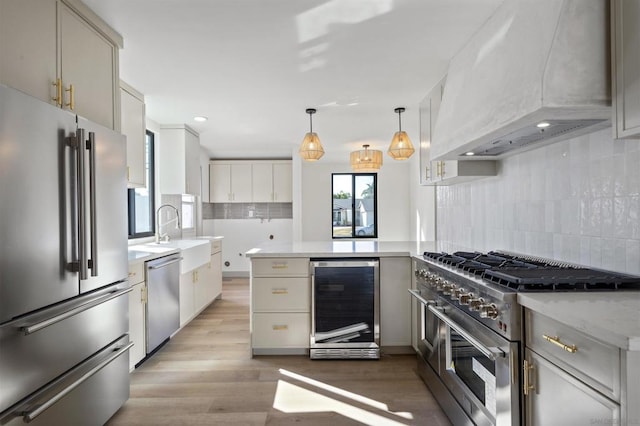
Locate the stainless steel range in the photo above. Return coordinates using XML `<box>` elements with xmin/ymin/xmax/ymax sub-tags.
<box><xmin>410</xmin><ymin>251</ymin><xmax>640</xmax><ymax>426</ymax></box>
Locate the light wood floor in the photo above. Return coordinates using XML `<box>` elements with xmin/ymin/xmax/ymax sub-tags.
<box><xmin>107</xmin><ymin>278</ymin><xmax>451</xmax><ymax>426</ymax></box>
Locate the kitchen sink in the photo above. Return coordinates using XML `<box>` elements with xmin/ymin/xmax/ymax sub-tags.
<box><xmin>130</xmin><ymin>239</ymin><xmax>210</xmax><ymax>274</ymax></box>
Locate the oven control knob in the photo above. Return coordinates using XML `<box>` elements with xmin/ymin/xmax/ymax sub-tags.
<box><xmin>458</xmin><ymin>292</ymin><xmax>473</xmax><ymax>305</ymax></box>
<box><xmin>469</xmin><ymin>298</ymin><xmax>484</xmax><ymax>311</ymax></box>
<box><xmin>442</xmin><ymin>283</ymin><xmax>456</xmax><ymax>295</ymax></box>
<box><xmin>451</xmin><ymin>288</ymin><xmax>466</xmax><ymax>300</ymax></box>
<box><xmin>479</xmin><ymin>304</ymin><xmax>499</xmax><ymax>320</ymax></box>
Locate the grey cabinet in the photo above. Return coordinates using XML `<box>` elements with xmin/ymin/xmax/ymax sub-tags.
<box><xmin>419</xmin><ymin>76</ymin><xmax>496</xmax><ymax>185</ymax></box>
<box><xmin>0</xmin><ymin>0</ymin><xmax>121</xmax><ymax>130</ymax></box>
<box><xmin>612</xmin><ymin>0</ymin><xmax>640</xmax><ymax>139</ymax></box>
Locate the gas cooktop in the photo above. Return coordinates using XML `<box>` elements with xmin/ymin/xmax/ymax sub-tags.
<box><xmin>423</xmin><ymin>251</ymin><xmax>640</xmax><ymax>292</ymax></box>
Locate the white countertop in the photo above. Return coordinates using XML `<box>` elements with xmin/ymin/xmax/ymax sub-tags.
<box><xmin>127</xmin><ymin>246</ymin><xmax>180</xmax><ymax>265</ymax></box>
<box><xmin>127</xmin><ymin>237</ymin><xmax>222</xmax><ymax>269</ymax></box>
<box><xmin>245</xmin><ymin>240</ymin><xmax>446</xmax><ymax>258</ymax></box>
<box><xmin>518</xmin><ymin>292</ymin><xmax>640</xmax><ymax>351</ymax></box>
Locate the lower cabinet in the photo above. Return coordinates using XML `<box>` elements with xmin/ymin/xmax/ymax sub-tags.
<box><xmin>524</xmin><ymin>348</ymin><xmax>620</xmax><ymax>425</ymax></box>
<box><xmin>179</xmin><ymin>252</ymin><xmax>223</xmax><ymax>327</ymax></box>
<box><xmin>127</xmin><ymin>263</ymin><xmax>146</xmax><ymax>370</ymax></box>
<box><xmin>524</xmin><ymin>309</ymin><xmax>623</xmax><ymax>425</ymax></box>
<box><xmin>251</xmin><ymin>257</ymin><xmax>310</xmax><ymax>355</ymax></box>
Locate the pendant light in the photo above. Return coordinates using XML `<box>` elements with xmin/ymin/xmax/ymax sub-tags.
<box><xmin>388</xmin><ymin>107</ymin><xmax>415</xmax><ymax>160</ymax></box>
<box><xmin>299</xmin><ymin>108</ymin><xmax>325</xmax><ymax>161</ymax></box>
<box><xmin>350</xmin><ymin>144</ymin><xmax>383</xmax><ymax>172</ymax></box>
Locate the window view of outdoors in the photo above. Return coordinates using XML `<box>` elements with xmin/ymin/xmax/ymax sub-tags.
<box><xmin>332</xmin><ymin>173</ymin><xmax>376</xmax><ymax>238</ymax></box>
<box><xmin>128</xmin><ymin>131</ymin><xmax>155</xmax><ymax>238</ymax></box>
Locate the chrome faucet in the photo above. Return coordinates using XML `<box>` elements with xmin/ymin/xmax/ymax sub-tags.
<box><xmin>155</xmin><ymin>204</ymin><xmax>181</xmax><ymax>243</ymax></box>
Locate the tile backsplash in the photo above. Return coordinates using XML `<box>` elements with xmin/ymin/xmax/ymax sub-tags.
<box><xmin>203</xmin><ymin>202</ymin><xmax>293</xmax><ymax>220</ymax></box>
<box><xmin>436</xmin><ymin>128</ymin><xmax>640</xmax><ymax>274</ymax></box>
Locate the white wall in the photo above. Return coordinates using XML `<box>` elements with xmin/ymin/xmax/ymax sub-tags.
<box><xmin>436</xmin><ymin>128</ymin><xmax>640</xmax><ymax>274</ymax></box>
<box><xmin>409</xmin><ymin>149</ymin><xmax>436</xmax><ymax>243</ymax></box>
<box><xmin>203</xmin><ymin>219</ymin><xmax>292</xmax><ymax>275</ymax></box>
<box><xmin>299</xmin><ymin>161</ymin><xmax>412</xmax><ymax>242</ymax></box>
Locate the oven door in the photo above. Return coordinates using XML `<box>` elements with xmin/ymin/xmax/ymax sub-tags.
<box><xmin>408</xmin><ymin>286</ymin><xmax>440</xmax><ymax>372</ymax></box>
<box><xmin>429</xmin><ymin>303</ymin><xmax>520</xmax><ymax>426</ymax></box>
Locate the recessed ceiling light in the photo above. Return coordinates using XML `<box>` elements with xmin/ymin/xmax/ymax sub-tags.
<box><xmin>194</xmin><ymin>116</ymin><xmax>208</xmax><ymax>122</ymax></box>
<box><xmin>536</xmin><ymin>121</ymin><xmax>550</xmax><ymax>128</ymax></box>
<box><xmin>465</xmin><ymin>152</ymin><xmax>475</xmax><ymax>156</ymax></box>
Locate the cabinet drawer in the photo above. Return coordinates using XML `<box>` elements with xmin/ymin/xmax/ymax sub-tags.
<box><xmin>252</xmin><ymin>258</ymin><xmax>309</xmax><ymax>277</ymax></box>
<box><xmin>128</xmin><ymin>262</ymin><xmax>145</xmax><ymax>285</ymax></box>
<box><xmin>252</xmin><ymin>313</ymin><xmax>309</xmax><ymax>348</ymax></box>
<box><xmin>252</xmin><ymin>277</ymin><xmax>309</xmax><ymax>312</ymax></box>
<box><xmin>525</xmin><ymin>309</ymin><xmax>620</xmax><ymax>401</ymax></box>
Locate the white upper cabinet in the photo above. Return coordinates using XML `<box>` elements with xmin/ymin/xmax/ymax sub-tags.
<box><xmin>612</xmin><ymin>0</ymin><xmax>640</xmax><ymax>139</ymax></box>
<box><xmin>209</xmin><ymin>162</ymin><xmax>252</xmax><ymax>203</ymax></box>
<box><xmin>419</xmin><ymin>76</ymin><xmax>496</xmax><ymax>186</ymax></box>
<box><xmin>120</xmin><ymin>81</ymin><xmax>146</xmax><ymax>188</ymax></box>
<box><xmin>252</xmin><ymin>161</ymin><xmax>292</xmax><ymax>202</ymax></box>
<box><xmin>0</xmin><ymin>0</ymin><xmax>122</xmax><ymax>130</ymax></box>
<box><xmin>210</xmin><ymin>160</ymin><xmax>291</xmax><ymax>203</ymax></box>
<box><xmin>159</xmin><ymin>125</ymin><xmax>201</xmax><ymax>196</ymax></box>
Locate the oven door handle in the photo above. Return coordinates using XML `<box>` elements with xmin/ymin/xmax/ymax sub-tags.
<box><xmin>407</xmin><ymin>289</ymin><xmax>436</xmax><ymax>306</ymax></box>
<box><xmin>428</xmin><ymin>305</ymin><xmax>505</xmax><ymax>361</ymax></box>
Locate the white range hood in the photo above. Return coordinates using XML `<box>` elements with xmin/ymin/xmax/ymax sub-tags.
<box><xmin>432</xmin><ymin>0</ymin><xmax>611</xmax><ymax>160</ymax></box>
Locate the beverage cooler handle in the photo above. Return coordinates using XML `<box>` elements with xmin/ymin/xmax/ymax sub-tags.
<box><xmin>310</xmin><ymin>273</ymin><xmax>316</xmax><ymax>339</ymax></box>
<box><xmin>88</xmin><ymin>132</ymin><xmax>98</xmax><ymax>277</ymax></box>
<box><xmin>76</xmin><ymin>128</ymin><xmax>88</xmax><ymax>280</ymax></box>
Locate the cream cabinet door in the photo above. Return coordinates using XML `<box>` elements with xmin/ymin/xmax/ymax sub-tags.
<box><xmin>252</xmin><ymin>162</ymin><xmax>273</xmax><ymax>202</ymax></box>
<box><xmin>210</xmin><ymin>163</ymin><xmax>231</xmax><ymax>202</ymax></box>
<box><xmin>272</xmin><ymin>162</ymin><xmax>292</xmax><ymax>202</ymax></box>
<box><xmin>179</xmin><ymin>272</ymin><xmax>195</xmax><ymax>326</ymax></box>
<box><xmin>120</xmin><ymin>83</ymin><xmax>146</xmax><ymax>188</ymax></box>
<box><xmin>58</xmin><ymin>2</ymin><xmax>117</xmax><ymax>129</ymax></box>
<box><xmin>184</xmin><ymin>129</ymin><xmax>201</xmax><ymax>196</ymax></box>
<box><xmin>211</xmin><ymin>252</ymin><xmax>222</xmax><ymax>300</ymax></box>
<box><xmin>612</xmin><ymin>0</ymin><xmax>640</xmax><ymax>138</ymax></box>
<box><xmin>230</xmin><ymin>163</ymin><xmax>252</xmax><ymax>202</ymax></box>
<box><xmin>128</xmin><ymin>281</ymin><xmax>146</xmax><ymax>370</ymax></box>
<box><xmin>0</xmin><ymin>0</ymin><xmax>57</xmax><ymax>104</ymax></box>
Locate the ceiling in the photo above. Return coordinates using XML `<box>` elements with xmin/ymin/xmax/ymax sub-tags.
<box><xmin>83</xmin><ymin>0</ymin><xmax>503</xmax><ymax>161</ymax></box>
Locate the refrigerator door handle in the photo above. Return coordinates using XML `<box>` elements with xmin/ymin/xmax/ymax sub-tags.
<box><xmin>20</xmin><ymin>287</ymin><xmax>133</xmax><ymax>335</ymax></box>
<box><xmin>76</xmin><ymin>128</ymin><xmax>88</xmax><ymax>280</ymax></box>
<box><xmin>88</xmin><ymin>131</ymin><xmax>98</xmax><ymax>277</ymax></box>
<box><xmin>19</xmin><ymin>341</ymin><xmax>133</xmax><ymax>423</ymax></box>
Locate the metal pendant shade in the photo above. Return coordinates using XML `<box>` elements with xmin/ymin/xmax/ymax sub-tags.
<box><xmin>299</xmin><ymin>108</ymin><xmax>325</xmax><ymax>161</ymax></box>
<box><xmin>350</xmin><ymin>144</ymin><xmax>383</xmax><ymax>172</ymax></box>
<box><xmin>388</xmin><ymin>107</ymin><xmax>415</xmax><ymax>160</ymax></box>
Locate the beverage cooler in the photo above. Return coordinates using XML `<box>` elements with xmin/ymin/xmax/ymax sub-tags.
<box><xmin>310</xmin><ymin>259</ymin><xmax>379</xmax><ymax>359</ymax></box>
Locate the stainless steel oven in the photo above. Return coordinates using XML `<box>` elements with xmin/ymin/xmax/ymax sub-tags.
<box><xmin>412</xmin><ymin>255</ymin><xmax>521</xmax><ymax>426</ymax></box>
<box><xmin>432</xmin><ymin>300</ymin><xmax>519</xmax><ymax>426</ymax></box>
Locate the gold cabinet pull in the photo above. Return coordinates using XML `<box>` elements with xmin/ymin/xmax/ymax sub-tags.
<box><xmin>271</xmin><ymin>288</ymin><xmax>288</xmax><ymax>295</ymax></box>
<box><xmin>523</xmin><ymin>359</ymin><xmax>535</xmax><ymax>395</ymax></box>
<box><xmin>52</xmin><ymin>79</ymin><xmax>62</xmax><ymax>106</ymax></box>
<box><xmin>440</xmin><ymin>161</ymin><xmax>446</xmax><ymax>177</ymax></box>
<box><xmin>65</xmin><ymin>84</ymin><xmax>74</xmax><ymax>110</ymax></box>
<box><xmin>272</xmin><ymin>324</ymin><xmax>288</xmax><ymax>331</ymax></box>
<box><xmin>543</xmin><ymin>334</ymin><xmax>578</xmax><ymax>353</ymax></box>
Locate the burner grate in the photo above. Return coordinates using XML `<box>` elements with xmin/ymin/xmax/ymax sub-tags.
<box><xmin>483</xmin><ymin>268</ymin><xmax>640</xmax><ymax>291</ymax></box>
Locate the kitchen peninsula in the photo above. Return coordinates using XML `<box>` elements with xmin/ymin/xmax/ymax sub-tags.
<box><xmin>246</xmin><ymin>241</ymin><xmax>428</xmax><ymax>356</ymax></box>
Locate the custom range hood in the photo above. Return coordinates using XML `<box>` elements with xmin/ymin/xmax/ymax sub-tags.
<box><xmin>432</xmin><ymin>0</ymin><xmax>611</xmax><ymax>160</ymax></box>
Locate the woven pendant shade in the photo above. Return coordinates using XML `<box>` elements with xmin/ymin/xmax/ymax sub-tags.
<box><xmin>350</xmin><ymin>144</ymin><xmax>382</xmax><ymax>172</ymax></box>
<box><xmin>388</xmin><ymin>107</ymin><xmax>415</xmax><ymax>160</ymax></box>
<box><xmin>299</xmin><ymin>108</ymin><xmax>324</xmax><ymax>161</ymax></box>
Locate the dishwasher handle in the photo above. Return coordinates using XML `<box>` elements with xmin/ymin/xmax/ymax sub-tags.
<box><xmin>147</xmin><ymin>257</ymin><xmax>182</xmax><ymax>270</ymax></box>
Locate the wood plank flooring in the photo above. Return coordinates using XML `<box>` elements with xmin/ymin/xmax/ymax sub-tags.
<box><xmin>107</xmin><ymin>278</ymin><xmax>451</xmax><ymax>426</ymax></box>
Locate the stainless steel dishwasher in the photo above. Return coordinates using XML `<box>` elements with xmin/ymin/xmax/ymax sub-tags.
<box><xmin>146</xmin><ymin>254</ymin><xmax>181</xmax><ymax>354</ymax></box>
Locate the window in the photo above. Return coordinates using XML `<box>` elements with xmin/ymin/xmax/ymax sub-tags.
<box><xmin>128</xmin><ymin>130</ymin><xmax>155</xmax><ymax>238</ymax></box>
<box><xmin>332</xmin><ymin>173</ymin><xmax>377</xmax><ymax>239</ymax></box>
<box><xmin>181</xmin><ymin>194</ymin><xmax>195</xmax><ymax>231</ymax></box>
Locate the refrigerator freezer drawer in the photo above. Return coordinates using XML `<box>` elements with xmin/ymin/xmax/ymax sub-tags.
<box><xmin>0</xmin><ymin>284</ymin><xmax>130</xmax><ymax>413</ymax></box>
<box><xmin>0</xmin><ymin>335</ymin><xmax>131</xmax><ymax>426</ymax></box>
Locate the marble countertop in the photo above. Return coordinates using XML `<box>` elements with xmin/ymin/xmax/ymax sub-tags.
<box><xmin>245</xmin><ymin>240</ymin><xmax>449</xmax><ymax>258</ymax></box>
<box><xmin>518</xmin><ymin>292</ymin><xmax>640</xmax><ymax>351</ymax></box>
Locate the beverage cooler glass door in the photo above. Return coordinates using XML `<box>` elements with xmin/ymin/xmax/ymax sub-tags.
<box><xmin>311</xmin><ymin>259</ymin><xmax>380</xmax><ymax>352</ymax></box>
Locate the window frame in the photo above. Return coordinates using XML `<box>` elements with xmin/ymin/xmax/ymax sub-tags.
<box><xmin>127</xmin><ymin>130</ymin><xmax>156</xmax><ymax>239</ymax></box>
<box><xmin>331</xmin><ymin>173</ymin><xmax>378</xmax><ymax>239</ymax></box>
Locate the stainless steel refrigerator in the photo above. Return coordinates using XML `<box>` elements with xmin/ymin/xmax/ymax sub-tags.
<box><xmin>0</xmin><ymin>84</ymin><xmax>131</xmax><ymax>425</ymax></box>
